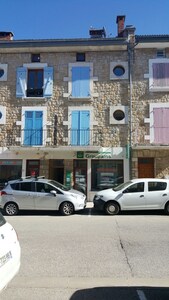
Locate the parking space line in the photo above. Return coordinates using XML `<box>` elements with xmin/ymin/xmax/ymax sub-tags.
<box><xmin>137</xmin><ymin>290</ymin><xmax>147</xmax><ymax>300</ymax></box>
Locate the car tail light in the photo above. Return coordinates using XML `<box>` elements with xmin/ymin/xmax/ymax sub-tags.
<box><xmin>0</xmin><ymin>191</ymin><xmax>7</xmax><ymax>196</ymax></box>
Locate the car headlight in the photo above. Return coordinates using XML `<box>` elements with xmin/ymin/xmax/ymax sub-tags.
<box><xmin>94</xmin><ymin>195</ymin><xmax>103</xmax><ymax>201</ymax></box>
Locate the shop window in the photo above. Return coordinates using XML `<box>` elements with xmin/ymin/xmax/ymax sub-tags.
<box><xmin>91</xmin><ymin>160</ymin><xmax>124</xmax><ymax>191</ymax></box>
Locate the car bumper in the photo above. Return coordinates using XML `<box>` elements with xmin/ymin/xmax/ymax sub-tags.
<box><xmin>93</xmin><ymin>198</ymin><xmax>105</xmax><ymax>211</ymax></box>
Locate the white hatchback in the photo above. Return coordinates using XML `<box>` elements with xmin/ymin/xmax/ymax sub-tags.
<box><xmin>93</xmin><ymin>178</ymin><xmax>169</xmax><ymax>215</ymax></box>
<box><xmin>0</xmin><ymin>212</ymin><xmax>21</xmax><ymax>292</ymax></box>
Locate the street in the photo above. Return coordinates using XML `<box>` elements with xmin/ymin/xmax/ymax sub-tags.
<box><xmin>1</xmin><ymin>205</ymin><xmax>169</xmax><ymax>300</ymax></box>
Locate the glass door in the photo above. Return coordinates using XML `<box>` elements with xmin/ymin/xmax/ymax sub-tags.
<box><xmin>73</xmin><ymin>160</ymin><xmax>87</xmax><ymax>195</ymax></box>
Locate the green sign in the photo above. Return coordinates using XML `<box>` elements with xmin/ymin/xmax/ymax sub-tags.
<box><xmin>65</xmin><ymin>170</ymin><xmax>71</xmax><ymax>187</ymax></box>
<box><xmin>77</xmin><ymin>151</ymin><xmax>84</xmax><ymax>158</ymax></box>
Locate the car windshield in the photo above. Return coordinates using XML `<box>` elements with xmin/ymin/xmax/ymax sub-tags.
<box><xmin>113</xmin><ymin>180</ymin><xmax>133</xmax><ymax>191</ymax></box>
<box><xmin>48</xmin><ymin>180</ymin><xmax>70</xmax><ymax>191</ymax></box>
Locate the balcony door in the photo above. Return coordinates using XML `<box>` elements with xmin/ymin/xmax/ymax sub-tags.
<box><xmin>71</xmin><ymin>110</ymin><xmax>90</xmax><ymax>145</ymax></box>
<box><xmin>24</xmin><ymin>111</ymin><xmax>43</xmax><ymax>146</ymax></box>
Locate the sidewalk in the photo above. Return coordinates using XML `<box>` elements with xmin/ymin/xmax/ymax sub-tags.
<box><xmin>86</xmin><ymin>202</ymin><xmax>93</xmax><ymax>208</ymax></box>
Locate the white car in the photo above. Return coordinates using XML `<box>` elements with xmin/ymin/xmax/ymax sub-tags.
<box><xmin>0</xmin><ymin>177</ymin><xmax>86</xmax><ymax>216</ymax></box>
<box><xmin>93</xmin><ymin>178</ymin><xmax>169</xmax><ymax>215</ymax></box>
<box><xmin>0</xmin><ymin>212</ymin><xmax>21</xmax><ymax>292</ymax></box>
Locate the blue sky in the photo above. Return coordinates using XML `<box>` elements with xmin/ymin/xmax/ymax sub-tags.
<box><xmin>1</xmin><ymin>0</ymin><xmax>169</xmax><ymax>40</ymax></box>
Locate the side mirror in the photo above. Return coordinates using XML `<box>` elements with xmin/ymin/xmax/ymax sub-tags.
<box><xmin>50</xmin><ymin>190</ymin><xmax>57</xmax><ymax>196</ymax></box>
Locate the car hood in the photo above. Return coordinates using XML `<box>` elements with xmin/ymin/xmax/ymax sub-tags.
<box><xmin>96</xmin><ymin>188</ymin><xmax>119</xmax><ymax>197</ymax></box>
<box><xmin>68</xmin><ymin>188</ymin><xmax>85</xmax><ymax>196</ymax></box>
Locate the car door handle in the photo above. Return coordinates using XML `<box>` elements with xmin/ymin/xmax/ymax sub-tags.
<box><xmin>140</xmin><ymin>195</ymin><xmax>144</xmax><ymax>197</ymax></box>
<box><xmin>163</xmin><ymin>194</ymin><xmax>167</xmax><ymax>196</ymax></box>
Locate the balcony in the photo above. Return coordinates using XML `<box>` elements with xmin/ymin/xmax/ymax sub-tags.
<box><xmin>2</xmin><ymin>128</ymin><xmax>103</xmax><ymax>148</ymax></box>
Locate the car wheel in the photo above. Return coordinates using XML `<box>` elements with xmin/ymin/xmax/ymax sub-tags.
<box><xmin>4</xmin><ymin>202</ymin><xmax>19</xmax><ymax>216</ymax></box>
<box><xmin>165</xmin><ymin>202</ymin><xmax>169</xmax><ymax>215</ymax></box>
<box><xmin>60</xmin><ymin>202</ymin><xmax>74</xmax><ymax>216</ymax></box>
<box><xmin>104</xmin><ymin>202</ymin><xmax>119</xmax><ymax>215</ymax></box>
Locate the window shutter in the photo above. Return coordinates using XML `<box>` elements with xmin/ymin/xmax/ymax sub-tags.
<box><xmin>16</xmin><ymin>67</ymin><xmax>27</xmax><ymax>98</ymax></box>
<box><xmin>72</xmin><ymin>66</ymin><xmax>90</xmax><ymax>98</ymax></box>
<box><xmin>43</xmin><ymin>67</ymin><xmax>53</xmax><ymax>97</ymax></box>
<box><xmin>153</xmin><ymin>63</ymin><xmax>169</xmax><ymax>87</ymax></box>
<box><xmin>80</xmin><ymin>111</ymin><xmax>90</xmax><ymax>145</ymax></box>
<box><xmin>71</xmin><ymin>111</ymin><xmax>79</xmax><ymax>145</ymax></box>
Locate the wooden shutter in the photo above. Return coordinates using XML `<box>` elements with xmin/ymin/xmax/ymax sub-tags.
<box><xmin>43</xmin><ymin>67</ymin><xmax>53</xmax><ymax>97</ymax></box>
<box><xmin>16</xmin><ymin>67</ymin><xmax>27</xmax><ymax>98</ymax></box>
<box><xmin>72</xmin><ymin>66</ymin><xmax>90</xmax><ymax>98</ymax></box>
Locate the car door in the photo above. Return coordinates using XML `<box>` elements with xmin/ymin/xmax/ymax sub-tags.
<box><xmin>34</xmin><ymin>182</ymin><xmax>62</xmax><ymax>210</ymax></box>
<box><xmin>119</xmin><ymin>182</ymin><xmax>146</xmax><ymax>210</ymax></box>
<box><xmin>146</xmin><ymin>180</ymin><xmax>168</xmax><ymax>209</ymax></box>
<box><xmin>11</xmin><ymin>182</ymin><xmax>35</xmax><ymax>209</ymax></box>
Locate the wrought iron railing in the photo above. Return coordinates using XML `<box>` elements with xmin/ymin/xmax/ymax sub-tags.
<box><xmin>2</xmin><ymin>128</ymin><xmax>103</xmax><ymax>147</ymax></box>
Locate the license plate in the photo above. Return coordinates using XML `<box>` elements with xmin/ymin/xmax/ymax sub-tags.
<box><xmin>0</xmin><ymin>251</ymin><xmax>12</xmax><ymax>268</ymax></box>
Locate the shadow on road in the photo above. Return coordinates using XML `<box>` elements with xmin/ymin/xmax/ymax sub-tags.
<box><xmin>70</xmin><ymin>286</ymin><xmax>169</xmax><ymax>300</ymax></box>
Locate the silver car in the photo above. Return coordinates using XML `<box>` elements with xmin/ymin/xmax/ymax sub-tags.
<box><xmin>93</xmin><ymin>178</ymin><xmax>169</xmax><ymax>215</ymax></box>
<box><xmin>0</xmin><ymin>177</ymin><xmax>86</xmax><ymax>216</ymax></box>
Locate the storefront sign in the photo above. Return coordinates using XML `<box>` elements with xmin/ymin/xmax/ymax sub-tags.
<box><xmin>77</xmin><ymin>151</ymin><xmax>84</xmax><ymax>158</ymax></box>
<box><xmin>85</xmin><ymin>151</ymin><xmax>112</xmax><ymax>159</ymax></box>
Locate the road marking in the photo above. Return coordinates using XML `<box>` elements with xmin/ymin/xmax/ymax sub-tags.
<box><xmin>137</xmin><ymin>290</ymin><xmax>147</xmax><ymax>300</ymax></box>
<box><xmin>88</xmin><ymin>208</ymin><xmax>92</xmax><ymax>217</ymax></box>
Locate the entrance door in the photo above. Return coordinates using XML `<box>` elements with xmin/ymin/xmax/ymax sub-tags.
<box><xmin>49</xmin><ymin>160</ymin><xmax>64</xmax><ymax>184</ymax></box>
<box><xmin>138</xmin><ymin>158</ymin><xmax>154</xmax><ymax>178</ymax></box>
<box><xmin>73</xmin><ymin>160</ymin><xmax>87</xmax><ymax>195</ymax></box>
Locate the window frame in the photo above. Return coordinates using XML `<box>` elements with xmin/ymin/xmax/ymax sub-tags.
<box><xmin>16</xmin><ymin>63</ymin><xmax>53</xmax><ymax>98</ymax></box>
<box><xmin>110</xmin><ymin>61</ymin><xmax>128</xmax><ymax>80</ymax></box>
<box><xmin>149</xmin><ymin>58</ymin><xmax>169</xmax><ymax>92</ymax></box>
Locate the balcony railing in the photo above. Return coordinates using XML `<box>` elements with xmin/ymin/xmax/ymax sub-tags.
<box><xmin>2</xmin><ymin>128</ymin><xmax>103</xmax><ymax>147</ymax></box>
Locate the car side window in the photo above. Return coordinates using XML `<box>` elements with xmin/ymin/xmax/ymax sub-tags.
<box><xmin>124</xmin><ymin>182</ymin><xmax>144</xmax><ymax>193</ymax></box>
<box><xmin>148</xmin><ymin>181</ymin><xmax>167</xmax><ymax>191</ymax></box>
<box><xmin>20</xmin><ymin>182</ymin><xmax>35</xmax><ymax>192</ymax></box>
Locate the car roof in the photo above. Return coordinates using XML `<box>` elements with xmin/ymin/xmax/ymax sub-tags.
<box><xmin>7</xmin><ymin>177</ymin><xmax>48</xmax><ymax>184</ymax></box>
<box><xmin>131</xmin><ymin>178</ymin><xmax>169</xmax><ymax>182</ymax></box>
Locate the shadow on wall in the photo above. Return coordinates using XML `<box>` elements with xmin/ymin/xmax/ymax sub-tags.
<box><xmin>70</xmin><ymin>286</ymin><xmax>169</xmax><ymax>300</ymax></box>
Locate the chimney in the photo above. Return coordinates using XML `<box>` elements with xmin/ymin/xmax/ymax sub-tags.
<box><xmin>0</xmin><ymin>32</ymin><xmax>13</xmax><ymax>41</ymax></box>
<box><xmin>116</xmin><ymin>15</ymin><xmax>125</xmax><ymax>37</ymax></box>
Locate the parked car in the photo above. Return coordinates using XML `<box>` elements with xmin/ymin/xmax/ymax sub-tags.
<box><xmin>0</xmin><ymin>177</ymin><xmax>86</xmax><ymax>216</ymax></box>
<box><xmin>93</xmin><ymin>178</ymin><xmax>169</xmax><ymax>215</ymax></box>
<box><xmin>0</xmin><ymin>211</ymin><xmax>21</xmax><ymax>292</ymax></box>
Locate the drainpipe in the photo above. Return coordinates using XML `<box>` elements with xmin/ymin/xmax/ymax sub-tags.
<box><xmin>125</xmin><ymin>26</ymin><xmax>136</xmax><ymax>179</ymax></box>
<box><xmin>54</xmin><ymin>114</ymin><xmax>57</xmax><ymax>146</ymax></box>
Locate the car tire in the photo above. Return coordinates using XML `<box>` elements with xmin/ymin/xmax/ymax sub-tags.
<box><xmin>165</xmin><ymin>202</ymin><xmax>169</xmax><ymax>215</ymax></box>
<box><xmin>4</xmin><ymin>202</ymin><xmax>19</xmax><ymax>216</ymax></box>
<box><xmin>104</xmin><ymin>201</ymin><xmax>119</xmax><ymax>215</ymax></box>
<box><xmin>60</xmin><ymin>202</ymin><xmax>74</xmax><ymax>216</ymax></box>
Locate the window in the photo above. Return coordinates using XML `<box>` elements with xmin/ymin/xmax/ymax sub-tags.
<box><xmin>20</xmin><ymin>182</ymin><xmax>35</xmax><ymax>192</ymax></box>
<box><xmin>124</xmin><ymin>182</ymin><xmax>144</xmax><ymax>193</ymax></box>
<box><xmin>0</xmin><ymin>106</ymin><xmax>6</xmax><ymax>124</ymax></box>
<box><xmin>31</xmin><ymin>54</ymin><xmax>40</xmax><ymax>62</ymax></box>
<box><xmin>0</xmin><ymin>64</ymin><xmax>7</xmax><ymax>81</ymax></box>
<box><xmin>148</xmin><ymin>181</ymin><xmax>167</xmax><ymax>191</ymax></box>
<box><xmin>110</xmin><ymin>62</ymin><xmax>128</xmax><ymax>80</ymax></box>
<box><xmin>149</xmin><ymin>59</ymin><xmax>169</xmax><ymax>91</ymax></box>
<box><xmin>109</xmin><ymin>106</ymin><xmax>128</xmax><ymax>125</ymax></box>
<box><xmin>64</xmin><ymin>63</ymin><xmax>98</xmax><ymax>99</ymax></box>
<box><xmin>16</xmin><ymin>64</ymin><xmax>53</xmax><ymax>98</ymax></box>
<box><xmin>24</xmin><ymin>111</ymin><xmax>43</xmax><ymax>146</ymax></box>
<box><xmin>152</xmin><ymin>106</ymin><xmax>169</xmax><ymax>144</ymax></box>
<box><xmin>76</xmin><ymin>53</ymin><xmax>85</xmax><ymax>62</ymax></box>
<box><xmin>71</xmin><ymin>111</ymin><xmax>90</xmax><ymax>145</ymax></box>
<box><xmin>156</xmin><ymin>49</ymin><xmax>165</xmax><ymax>58</ymax></box>
<box><xmin>91</xmin><ymin>160</ymin><xmax>123</xmax><ymax>191</ymax></box>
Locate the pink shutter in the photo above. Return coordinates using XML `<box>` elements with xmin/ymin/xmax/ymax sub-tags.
<box><xmin>154</xmin><ymin>108</ymin><xmax>169</xmax><ymax>143</ymax></box>
<box><xmin>153</xmin><ymin>63</ymin><xmax>169</xmax><ymax>87</ymax></box>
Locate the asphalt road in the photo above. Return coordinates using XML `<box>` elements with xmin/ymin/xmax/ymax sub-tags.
<box><xmin>1</xmin><ymin>205</ymin><xmax>169</xmax><ymax>300</ymax></box>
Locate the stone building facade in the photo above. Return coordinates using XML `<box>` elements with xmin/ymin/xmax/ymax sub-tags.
<box><xmin>0</xmin><ymin>17</ymin><xmax>169</xmax><ymax>200</ymax></box>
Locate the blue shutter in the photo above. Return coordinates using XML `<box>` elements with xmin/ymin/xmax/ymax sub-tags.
<box><xmin>16</xmin><ymin>67</ymin><xmax>27</xmax><ymax>98</ymax></box>
<box><xmin>80</xmin><ymin>111</ymin><xmax>90</xmax><ymax>145</ymax></box>
<box><xmin>72</xmin><ymin>67</ymin><xmax>90</xmax><ymax>98</ymax></box>
<box><xmin>43</xmin><ymin>67</ymin><xmax>53</xmax><ymax>97</ymax></box>
<box><xmin>71</xmin><ymin>111</ymin><xmax>79</xmax><ymax>145</ymax></box>
<box><xmin>24</xmin><ymin>111</ymin><xmax>43</xmax><ymax>146</ymax></box>
<box><xmin>71</xmin><ymin>110</ymin><xmax>90</xmax><ymax>145</ymax></box>
<box><xmin>24</xmin><ymin>111</ymin><xmax>33</xmax><ymax>145</ymax></box>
